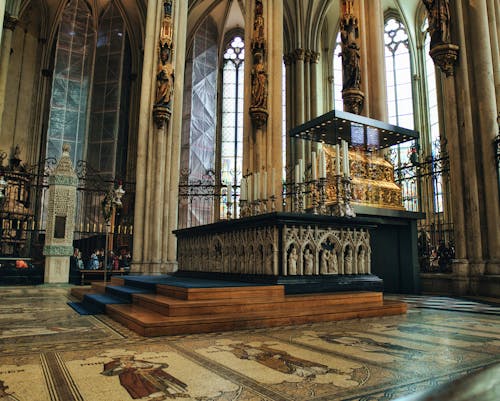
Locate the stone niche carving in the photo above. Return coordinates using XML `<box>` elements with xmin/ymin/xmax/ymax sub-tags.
<box><xmin>177</xmin><ymin>226</ymin><xmax>279</xmax><ymax>276</ymax></box>
<box><xmin>176</xmin><ymin>219</ymin><xmax>371</xmax><ymax>277</ymax></box>
<box><xmin>282</xmin><ymin>225</ymin><xmax>371</xmax><ymax>276</ymax></box>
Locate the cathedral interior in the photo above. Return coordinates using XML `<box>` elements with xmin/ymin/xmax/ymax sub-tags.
<box><xmin>0</xmin><ymin>0</ymin><xmax>499</xmax><ymax>400</ymax></box>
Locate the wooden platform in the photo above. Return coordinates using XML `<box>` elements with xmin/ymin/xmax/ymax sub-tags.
<box><xmin>71</xmin><ymin>279</ymin><xmax>407</xmax><ymax>337</ymax></box>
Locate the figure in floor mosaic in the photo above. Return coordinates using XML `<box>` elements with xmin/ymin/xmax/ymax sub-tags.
<box><xmin>101</xmin><ymin>356</ymin><xmax>189</xmax><ymax>400</ymax></box>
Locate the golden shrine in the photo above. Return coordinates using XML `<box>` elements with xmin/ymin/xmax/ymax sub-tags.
<box><xmin>324</xmin><ymin>146</ymin><xmax>403</xmax><ymax>209</ymax></box>
<box><xmin>290</xmin><ymin>109</ymin><xmax>418</xmax><ymax>211</ymax></box>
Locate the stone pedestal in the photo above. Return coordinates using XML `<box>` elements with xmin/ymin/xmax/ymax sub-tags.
<box><xmin>43</xmin><ymin>145</ymin><xmax>78</xmax><ymax>283</ymax></box>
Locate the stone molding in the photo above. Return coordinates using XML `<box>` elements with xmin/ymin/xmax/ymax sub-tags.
<box><xmin>48</xmin><ymin>175</ymin><xmax>79</xmax><ymax>186</ymax></box>
<box><xmin>43</xmin><ymin>245</ymin><xmax>74</xmax><ymax>256</ymax></box>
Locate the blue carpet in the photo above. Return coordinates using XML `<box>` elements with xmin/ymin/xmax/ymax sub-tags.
<box><xmin>124</xmin><ymin>275</ymin><xmax>271</xmax><ymax>288</ymax></box>
<box><xmin>67</xmin><ymin>302</ymin><xmax>97</xmax><ymax>315</ymax></box>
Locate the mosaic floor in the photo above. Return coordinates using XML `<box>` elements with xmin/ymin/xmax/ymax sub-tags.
<box><xmin>0</xmin><ymin>286</ymin><xmax>499</xmax><ymax>401</ymax></box>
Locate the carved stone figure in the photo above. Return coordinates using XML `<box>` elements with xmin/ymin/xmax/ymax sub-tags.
<box><xmin>344</xmin><ymin>247</ymin><xmax>353</xmax><ymax>274</ymax></box>
<box><xmin>423</xmin><ymin>0</ymin><xmax>451</xmax><ymax>47</ymax></box>
<box><xmin>155</xmin><ymin>49</ymin><xmax>174</xmax><ymax>106</ymax></box>
<box><xmin>304</xmin><ymin>248</ymin><xmax>314</xmax><ymax>275</ymax></box>
<box><xmin>288</xmin><ymin>246</ymin><xmax>298</xmax><ymax>275</ymax></box>
<box><xmin>253</xmin><ymin>0</ymin><xmax>265</xmax><ymax>48</ymax></box>
<box><xmin>320</xmin><ymin>249</ymin><xmax>330</xmax><ymax>274</ymax></box>
<box><xmin>341</xmin><ymin>41</ymin><xmax>361</xmax><ymax>90</ymax></box>
<box><xmin>251</xmin><ymin>51</ymin><xmax>267</xmax><ymax>109</ymax></box>
<box><xmin>328</xmin><ymin>250</ymin><xmax>338</xmax><ymax>274</ymax></box>
<box><xmin>358</xmin><ymin>247</ymin><xmax>366</xmax><ymax>274</ymax></box>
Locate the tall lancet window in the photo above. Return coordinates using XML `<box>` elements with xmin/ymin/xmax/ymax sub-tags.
<box><xmin>423</xmin><ymin>19</ymin><xmax>443</xmax><ymax>213</ymax></box>
<box><xmin>333</xmin><ymin>31</ymin><xmax>344</xmax><ymax>111</ymax></box>
<box><xmin>384</xmin><ymin>17</ymin><xmax>417</xmax><ymax>211</ymax></box>
<box><xmin>221</xmin><ymin>36</ymin><xmax>245</xmax><ymax>209</ymax></box>
<box><xmin>46</xmin><ymin>0</ymin><xmax>95</xmax><ymax>166</ymax></box>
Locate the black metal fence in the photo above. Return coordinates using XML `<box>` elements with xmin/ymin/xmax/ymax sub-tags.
<box><xmin>0</xmin><ymin>155</ymin><xmax>134</xmax><ymax>269</ymax></box>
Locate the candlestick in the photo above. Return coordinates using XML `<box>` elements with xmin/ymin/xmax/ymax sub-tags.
<box><xmin>335</xmin><ymin>144</ymin><xmax>341</xmax><ymax>175</ymax></box>
<box><xmin>271</xmin><ymin>168</ymin><xmax>276</xmax><ymax>197</ymax></box>
<box><xmin>240</xmin><ymin>177</ymin><xmax>247</xmax><ymax>200</ymax></box>
<box><xmin>254</xmin><ymin>172</ymin><xmax>259</xmax><ymax>201</ymax></box>
<box><xmin>311</xmin><ymin>152</ymin><xmax>317</xmax><ymax>180</ymax></box>
<box><xmin>319</xmin><ymin>150</ymin><xmax>326</xmax><ymax>179</ymax></box>
<box><xmin>262</xmin><ymin>171</ymin><xmax>267</xmax><ymax>200</ymax></box>
<box><xmin>247</xmin><ymin>175</ymin><xmax>253</xmax><ymax>202</ymax></box>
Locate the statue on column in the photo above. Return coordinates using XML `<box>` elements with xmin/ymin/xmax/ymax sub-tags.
<box><xmin>340</xmin><ymin>0</ymin><xmax>364</xmax><ymax>114</ymax></box>
<box><xmin>249</xmin><ymin>0</ymin><xmax>268</xmax><ymax>128</ymax></box>
<box><xmin>153</xmin><ymin>0</ymin><xmax>175</xmax><ymax>129</ymax></box>
<box><xmin>422</xmin><ymin>0</ymin><xmax>458</xmax><ymax>76</ymax></box>
<box><xmin>422</xmin><ymin>0</ymin><xmax>450</xmax><ymax>47</ymax></box>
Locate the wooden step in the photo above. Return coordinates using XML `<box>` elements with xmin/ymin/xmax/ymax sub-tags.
<box><xmin>110</xmin><ymin>277</ymin><xmax>125</xmax><ymax>286</ymax></box>
<box><xmin>133</xmin><ymin>291</ymin><xmax>383</xmax><ymax>317</ymax></box>
<box><xmin>69</xmin><ymin>286</ymin><xmax>94</xmax><ymax>301</ymax></box>
<box><xmin>156</xmin><ymin>283</ymin><xmax>285</xmax><ymax>301</ymax></box>
<box><xmin>106</xmin><ymin>298</ymin><xmax>406</xmax><ymax>337</ymax></box>
<box><xmin>90</xmin><ymin>282</ymin><xmax>108</xmax><ymax>294</ymax></box>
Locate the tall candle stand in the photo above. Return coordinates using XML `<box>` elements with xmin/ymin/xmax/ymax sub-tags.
<box><xmin>318</xmin><ymin>177</ymin><xmax>327</xmax><ymax>214</ymax></box>
<box><xmin>270</xmin><ymin>194</ymin><xmax>277</xmax><ymax>212</ymax></box>
<box><xmin>342</xmin><ymin>176</ymin><xmax>356</xmax><ymax>217</ymax></box>
<box><xmin>311</xmin><ymin>180</ymin><xmax>319</xmax><ymax>214</ymax></box>
<box><xmin>298</xmin><ymin>183</ymin><xmax>305</xmax><ymax>213</ymax></box>
<box><xmin>226</xmin><ymin>199</ymin><xmax>233</xmax><ymax>219</ymax></box>
<box><xmin>253</xmin><ymin>199</ymin><xmax>261</xmax><ymax>215</ymax></box>
<box><xmin>293</xmin><ymin>183</ymin><xmax>300</xmax><ymax>212</ymax></box>
<box><xmin>239</xmin><ymin>200</ymin><xmax>249</xmax><ymax>217</ymax></box>
<box><xmin>332</xmin><ymin>174</ymin><xmax>345</xmax><ymax>217</ymax></box>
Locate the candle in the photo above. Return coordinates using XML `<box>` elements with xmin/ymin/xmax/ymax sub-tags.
<box><xmin>227</xmin><ymin>182</ymin><xmax>232</xmax><ymax>199</ymax></box>
<box><xmin>240</xmin><ymin>177</ymin><xmax>247</xmax><ymax>200</ymax></box>
<box><xmin>262</xmin><ymin>171</ymin><xmax>267</xmax><ymax>199</ymax></box>
<box><xmin>299</xmin><ymin>159</ymin><xmax>304</xmax><ymax>183</ymax></box>
<box><xmin>342</xmin><ymin>140</ymin><xmax>348</xmax><ymax>176</ymax></box>
<box><xmin>255</xmin><ymin>172</ymin><xmax>260</xmax><ymax>200</ymax></box>
<box><xmin>271</xmin><ymin>168</ymin><xmax>276</xmax><ymax>196</ymax></box>
<box><xmin>295</xmin><ymin>163</ymin><xmax>300</xmax><ymax>184</ymax></box>
<box><xmin>319</xmin><ymin>150</ymin><xmax>326</xmax><ymax>179</ymax></box>
<box><xmin>335</xmin><ymin>144</ymin><xmax>341</xmax><ymax>175</ymax></box>
<box><xmin>247</xmin><ymin>175</ymin><xmax>253</xmax><ymax>202</ymax></box>
<box><xmin>344</xmin><ymin>142</ymin><xmax>350</xmax><ymax>177</ymax></box>
<box><xmin>311</xmin><ymin>152</ymin><xmax>317</xmax><ymax>180</ymax></box>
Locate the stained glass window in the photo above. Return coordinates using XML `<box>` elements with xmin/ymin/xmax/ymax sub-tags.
<box><xmin>384</xmin><ymin>17</ymin><xmax>417</xmax><ymax>211</ymax></box>
<box><xmin>221</xmin><ymin>36</ymin><xmax>245</xmax><ymax>211</ymax></box>
<box><xmin>333</xmin><ymin>32</ymin><xmax>344</xmax><ymax>111</ymax></box>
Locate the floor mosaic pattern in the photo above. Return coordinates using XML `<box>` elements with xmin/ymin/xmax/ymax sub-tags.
<box><xmin>0</xmin><ymin>286</ymin><xmax>498</xmax><ymax>401</ymax></box>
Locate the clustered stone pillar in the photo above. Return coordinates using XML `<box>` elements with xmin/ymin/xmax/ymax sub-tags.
<box><xmin>0</xmin><ymin>12</ymin><xmax>18</xmax><ymax>128</ymax></box>
<box><xmin>435</xmin><ymin>0</ymin><xmax>500</xmax><ymax>296</ymax></box>
<box><xmin>132</xmin><ymin>0</ymin><xmax>188</xmax><ymax>274</ymax></box>
<box><xmin>243</xmin><ymin>0</ymin><xmax>283</xmax><ymax>204</ymax></box>
<box><xmin>43</xmin><ymin>145</ymin><xmax>78</xmax><ymax>283</ymax></box>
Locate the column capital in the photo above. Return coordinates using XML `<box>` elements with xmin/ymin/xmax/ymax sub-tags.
<box><xmin>283</xmin><ymin>53</ymin><xmax>293</xmax><ymax>66</ymax></box>
<box><xmin>304</xmin><ymin>49</ymin><xmax>312</xmax><ymax>63</ymax></box>
<box><xmin>310</xmin><ymin>51</ymin><xmax>320</xmax><ymax>64</ymax></box>
<box><xmin>294</xmin><ymin>48</ymin><xmax>305</xmax><ymax>61</ymax></box>
<box><xmin>3</xmin><ymin>13</ymin><xmax>18</xmax><ymax>31</ymax></box>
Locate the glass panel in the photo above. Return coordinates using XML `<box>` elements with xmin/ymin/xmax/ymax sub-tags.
<box><xmin>46</xmin><ymin>0</ymin><xmax>94</xmax><ymax>166</ymax></box>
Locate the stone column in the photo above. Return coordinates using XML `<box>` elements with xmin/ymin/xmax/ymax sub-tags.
<box><xmin>244</xmin><ymin>0</ymin><xmax>283</xmax><ymax>208</ymax></box>
<box><xmin>43</xmin><ymin>145</ymin><xmax>78</xmax><ymax>283</ymax></box>
<box><xmin>132</xmin><ymin>0</ymin><xmax>187</xmax><ymax>274</ymax></box>
<box><xmin>0</xmin><ymin>12</ymin><xmax>18</xmax><ymax>129</ymax></box>
<box><xmin>310</xmin><ymin>51</ymin><xmax>320</xmax><ymax>118</ymax></box>
<box><xmin>363</xmin><ymin>0</ymin><xmax>387</xmax><ymax>121</ymax></box>
<box><xmin>466</xmin><ymin>0</ymin><xmax>500</xmax><ymax>275</ymax></box>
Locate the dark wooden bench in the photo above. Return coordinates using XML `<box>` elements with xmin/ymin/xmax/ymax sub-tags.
<box><xmin>73</xmin><ymin>269</ymin><xmax>129</xmax><ymax>285</ymax></box>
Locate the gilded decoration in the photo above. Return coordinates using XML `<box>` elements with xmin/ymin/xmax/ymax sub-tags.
<box><xmin>323</xmin><ymin>146</ymin><xmax>404</xmax><ymax>210</ymax></box>
<box><xmin>423</xmin><ymin>0</ymin><xmax>460</xmax><ymax>76</ymax></box>
<box><xmin>250</xmin><ymin>0</ymin><xmax>268</xmax><ymax>128</ymax></box>
<box><xmin>153</xmin><ymin>1</ymin><xmax>175</xmax><ymax>129</ymax></box>
<box><xmin>340</xmin><ymin>0</ymin><xmax>364</xmax><ymax>114</ymax></box>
